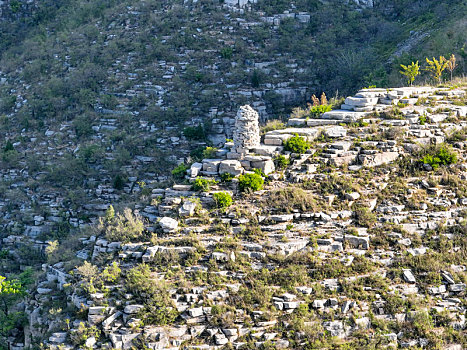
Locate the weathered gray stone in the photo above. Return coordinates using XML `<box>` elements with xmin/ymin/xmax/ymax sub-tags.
<box><xmin>124</xmin><ymin>305</ymin><xmax>144</xmax><ymax>314</ymax></box>
<box><xmin>359</xmin><ymin>151</ymin><xmax>399</xmax><ymax>167</ymax></box>
<box><xmin>219</xmin><ymin>160</ymin><xmax>244</xmax><ymax>176</ymax></box>
<box><xmin>179</xmin><ymin>200</ymin><xmax>197</xmax><ymax>217</ymax></box>
<box><xmin>448</xmin><ymin>283</ymin><xmax>466</xmax><ymax>292</ymax></box>
<box><xmin>159</xmin><ymin>217</ymin><xmax>178</xmax><ymax>232</ymax></box>
<box><xmin>190</xmin><ymin>163</ymin><xmax>203</xmax><ymax>177</ymax></box>
<box><xmin>233</xmin><ymin>105</ymin><xmax>260</xmax><ymax>154</ymax></box>
<box><xmin>188</xmin><ymin>307</ymin><xmax>204</xmax><ymax>318</ymax></box>
<box><xmin>251</xmin><ymin>159</ymin><xmax>275</xmax><ymax>175</ymax></box>
<box><xmin>345</xmin><ymin>235</ymin><xmax>369</xmax><ymax>250</ymax></box>
<box><xmin>403</xmin><ymin>269</ymin><xmax>416</xmax><ymax>283</ymax></box>
<box><xmin>325</xmin><ymin>126</ymin><xmax>347</xmax><ymax>138</ymax></box>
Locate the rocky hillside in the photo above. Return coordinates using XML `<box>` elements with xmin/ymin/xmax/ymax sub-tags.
<box><xmin>3</xmin><ymin>82</ymin><xmax>466</xmax><ymax>349</ymax></box>
<box><xmin>0</xmin><ymin>0</ymin><xmax>467</xmax><ymax>349</ymax></box>
<box><xmin>0</xmin><ymin>0</ymin><xmax>466</xmax><ymax>268</ymax></box>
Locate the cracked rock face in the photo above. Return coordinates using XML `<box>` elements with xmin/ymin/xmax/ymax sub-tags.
<box><xmin>233</xmin><ymin>105</ymin><xmax>260</xmax><ymax>155</ymax></box>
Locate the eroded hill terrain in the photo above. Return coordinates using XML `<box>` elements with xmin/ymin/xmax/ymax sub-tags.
<box><xmin>4</xmin><ymin>84</ymin><xmax>464</xmax><ymax>349</ymax></box>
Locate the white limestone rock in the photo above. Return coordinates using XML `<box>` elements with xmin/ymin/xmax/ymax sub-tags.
<box><xmin>159</xmin><ymin>217</ymin><xmax>179</xmax><ymax>232</ymax></box>
<box><xmin>219</xmin><ymin>160</ymin><xmax>244</xmax><ymax>176</ymax></box>
<box><xmin>233</xmin><ymin>105</ymin><xmax>261</xmax><ymax>154</ymax></box>
<box><xmin>179</xmin><ymin>200</ymin><xmax>197</xmax><ymax>217</ymax></box>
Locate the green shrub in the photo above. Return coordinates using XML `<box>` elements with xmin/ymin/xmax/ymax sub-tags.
<box><xmin>3</xmin><ymin>140</ymin><xmax>14</xmax><ymax>152</ymax></box>
<box><xmin>125</xmin><ymin>264</ymin><xmax>178</xmax><ymax>325</ymax></box>
<box><xmin>274</xmin><ymin>155</ymin><xmax>290</xmax><ymax>169</ymax></box>
<box><xmin>79</xmin><ymin>144</ymin><xmax>104</xmax><ymax>163</ymax></box>
<box><xmin>73</xmin><ymin>115</ymin><xmax>94</xmax><ymax>139</ymax></box>
<box><xmin>102</xmin><ymin>262</ymin><xmax>121</xmax><ymax>283</ymax></box>
<box><xmin>309</xmin><ymin>104</ymin><xmax>331</xmax><ymax>117</ymax></box>
<box><xmin>213</xmin><ymin>192</ymin><xmax>233</xmax><ymax>208</ymax></box>
<box><xmin>261</xmin><ymin>119</ymin><xmax>286</xmax><ymax>135</ymax></box>
<box><xmin>192</xmin><ymin>177</ymin><xmax>217</xmax><ymax>191</ymax></box>
<box><xmin>70</xmin><ymin>322</ymin><xmax>100</xmax><ymax>347</ymax></box>
<box><xmin>421</xmin><ymin>145</ymin><xmax>457</xmax><ymax>170</ymax></box>
<box><xmin>183</xmin><ymin>124</ymin><xmax>205</xmax><ymax>140</ymax></box>
<box><xmin>253</xmin><ymin>168</ymin><xmax>266</xmax><ymax>177</ymax></box>
<box><xmin>101</xmin><ymin>208</ymin><xmax>145</xmax><ymax>243</ymax></box>
<box><xmin>220</xmin><ymin>172</ymin><xmax>234</xmax><ymax>182</ymax></box>
<box><xmin>202</xmin><ymin>147</ymin><xmax>218</xmax><ymax>159</ymax></box>
<box><xmin>284</xmin><ymin>134</ymin><xmax>310</xmax><ymax>154</ymax></box>
<box><xmin>419</xmin><ymin>114</ymin><xmax>427</xmax><ymax>125</ymax></box>
<box><xmin>265</xmin><ymin>187</ymin><xmax>318</xmax><ymax>213</ymax></box>
<box><xmin>172</xmin><ymin>163</ymin><xmax>188</xmax><ymax>179</ymax></box>
<box><xmin>353</xmin><ymin>206</ymin><xmax>377</xmax><ymax>227</ymax></box>
<box><xmin>446</xmin><ymin>127</ymin><xmax>467</xmax><ymax>143</ymax></box>
<box><xmin>220</xmin><ymin>47</ymin><xmax>233</xmax><ymax>59</ymax></box>
<box><xmin>113</xmin><ymin>174</ymin><xmax>126</xmax><ymax>190</ymax></box>
<box><xmin>238</xmin><ymin>173</ymin><xmax>264</xmax><ymax>192</ymax></box>
<box><xmin>190</xmin><ymin>146</ymin><xmax>205</xmax><ymax>161</ymax></box>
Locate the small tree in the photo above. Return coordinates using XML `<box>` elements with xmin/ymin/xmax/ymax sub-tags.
<box><xmin>399</xmin><ymin>61</ymin><xmax>420</xmax><ymax>86</ymax></box>
<box><xmin>101</xmin><ymin>208</ymin><xmax>145</xmax><ymax>242</ymax></box>
<box><xmin>0</xmin><ymin>271</ymin><xmax>30</xmax><ymax>349</ymax></box>
<box><xmin>425</xmin><ymin>56</ymin><xmax>448</xmax><ymax>84</ymax></box>
<box><xmin>446</xmin><ymin>54</ymin><xmax>457</xmax><ymax>81</ymax></box>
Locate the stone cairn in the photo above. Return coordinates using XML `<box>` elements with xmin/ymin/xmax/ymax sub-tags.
<box><xmin>232</xmin><ymin>105</ymin><xmax>260</xmax><ymax>156</ymax></box>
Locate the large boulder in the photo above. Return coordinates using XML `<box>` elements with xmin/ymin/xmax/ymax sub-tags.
<box><xmin>124</xmin><ymin>305</ymin><xmax>144</xmax><ymax>314</ymax></box>
<box><xmin>189</xmin><ymin>163</ymin><xmax>203</xmax><ymax>177</ymax></box>
<box><xmin>179</xmin><ymin>200</ymin><xmax>197</xmax><ymax>217</ymax></box>
<box><xmin>159</xmin><ymin>217</ymin><xmax>179</xmax><ymax>232</ymax></box>
<box><xmin>345</xmin><ymin>235</ymin><xmax>369</xmax><ymax>250</ymax></box>
<box><xmin>251</xmin><ymin>159</ymin><xmax>275</xmax><ymax>175</ymax></box>
<box><xmin>219</xmin><ymin>160</ymin><xmax>244</xmax><ymax>176</ymax></box>
<box><xmin>359</xmin><ymin>151</ymin><xmax>399</xmax><ymax>167</ymax></box>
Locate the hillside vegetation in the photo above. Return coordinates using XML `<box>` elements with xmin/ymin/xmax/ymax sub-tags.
<box><xmin>0</xmin><ymin>0</ymin><xmax>466</xmax><ymax>348</ymax></box>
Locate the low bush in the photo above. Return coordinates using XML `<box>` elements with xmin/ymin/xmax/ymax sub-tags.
<box><xmin>192</xmin><ymin>177</ymin><xmax>217</xmax><ymax>191</ymax></box>
<box><xmin>101</xmin><ymin>208</ymin><xmax>145</xmax><ymax>243</ymax></box>
<box><xmin>446</xmin><ymin>127</ymin><xmax>467</xmax><ymax>143</ymax></box>
<box><xmin>190</xmin><ymin>146</ymin><xmax>205</xmax><ymax>161</ymax></box>
<box><xmin>274</xmin><ymin>155</ymin><xmax>290</xmax><ymax>169</ymax></box>
<box><xmin>183</xmin><ymin>124</ymin><xmax>205</xmax><ymax>140</ymax></box>
<box><xmin>260</xmin><ymin>119</ymin><xmax>286</xmax><ymax>135</ymax></box>
<box><xmin>421</xmin><ymin>144</ymin><xmax>457</xmax><ymax>170</ymax></box>
<box><xmin>125</xmin><ymin>264</ymin><xmax>178</xmax><ymax>325</ymax></box>
<box><xmin>112</xmin><ymin>174</ymin><xmax>126</xmax><ymax>190</ymax></box>
<box><xmin>220</xmin><ymin>172</ymin><xmax>234</xmax><ymax>182</ymax></box>
<box><xmin>353</xmin><ymin>205</ymin><xmax>377</xmax><ymax>227</ymax></box>
<box><xmin>202</xmin><ymin>147</ymin><xmax>218</xmax><ymax>159</ymax></box>
<box><xmin>171</xmin><ymin>163</ymin><xmax>188</xmax><ymax>179</ymax></box>
<box><xmin>70</xmin><ymin>322</ymin><xmax>100</xmax><ymax>347</ymax></box>
<box><xmin>212</xmin><ymin>192</ymin><xmax>233</xmax><ymax>208</ymax></box>
<box><xmin>419</xmin><ymin>114</ymin><xmax>427</xmax><ymax>125</ymax></box>
<box><xmin>284</xmin><ymin>134</ymin><xmax>310</xmax><ymax>154</ymax></box>
<box><xmin>238</xmin><ymin>173</ymin><xmax>264</xmax><ymax>192</ymax></box>
<box><xmin>309</xmin><ymin>104</ymin><xmax>331</xmax><ymax>117</ymax></box>
<box><xmin>265</xmin><ymin>187</ymin><xmax>319</xmax><ymax>213</ymax></box>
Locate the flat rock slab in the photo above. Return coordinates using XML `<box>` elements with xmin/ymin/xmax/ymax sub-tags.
<box><xmin>322</xmin><ymin>110</ymin><xmax>366</xmax><ymax>122</ymax></box>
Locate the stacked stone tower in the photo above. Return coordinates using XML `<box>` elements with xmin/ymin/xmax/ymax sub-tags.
<box><xmin>232</xmin><ymin>105</ymin><xmax>260</xmax><ymax>156</ymax></box>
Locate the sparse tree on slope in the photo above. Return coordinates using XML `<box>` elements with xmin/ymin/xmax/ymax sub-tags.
<box><xmin>446</xmin><ymin>54</ymin><xmax>457</xmax><ymax>81</ymax></box>
<box><xmin>425</xmin><ymin>56</ymin><xmax>448</xmax><ymax>84</ymax></box>
<box><xmin>399</xmin><ymin>61</ymin><xmax>420</xmax><ymax>86</ymax></box>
